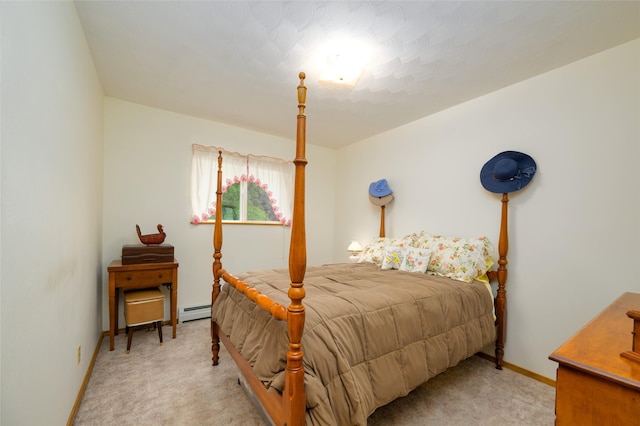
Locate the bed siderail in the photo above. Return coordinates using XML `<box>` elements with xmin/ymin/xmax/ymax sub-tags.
<box><xmin>210</xmin><ymin>73</ymin><xmax>509</xmax><ymax>426</ymax></box>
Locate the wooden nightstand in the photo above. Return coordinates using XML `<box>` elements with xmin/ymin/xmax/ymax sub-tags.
<box><xmin>549</xmin><ymin>292</ymin><xmax>640</xmax><ymax>424</ymax></box>
<box><xmin>107</xmin><ymin>259</ymin><xmax>179</xmax><ymax>351</ymax></box>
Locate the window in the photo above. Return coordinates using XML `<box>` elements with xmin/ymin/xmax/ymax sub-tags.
<box><xmin>190</xmin><ymin>144</ymin><xmax>294</xmax><ymax>225</ymax></box>
<box><xmin>216</xmin><ymin>181</ymin><xmax>278</xmax><ymax>222</ymax></box>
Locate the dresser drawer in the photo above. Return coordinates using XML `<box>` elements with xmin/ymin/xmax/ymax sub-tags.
<box><xmin>114</xmin><ymin>268</ymin><xmax>173</xmax><ymax>289</ymax></box>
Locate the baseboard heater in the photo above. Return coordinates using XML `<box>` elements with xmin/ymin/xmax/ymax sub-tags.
<box><xmin>179</xmin><ymin>304</ymin><xmax>211</xmax><ymax>322</ymax></box>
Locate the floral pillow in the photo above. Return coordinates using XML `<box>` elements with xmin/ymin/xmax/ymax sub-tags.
<box><xmin>416</xmin><ymin>232</ymin><xmax>496</xmax><ymax>283</ymax></box>
<box><xmin>431</xmin><ymin>237</ymin><xmax>494</xmax><ymax>282</ymax></box>
<box><xmin>381</xmin><ymin>246</ymin><xmax>406</xmax><ymax>270</ymax></box>
<box><xmin>399</xmin><ymin>248</ymin><xmax>430</xmax><ymax>273</ymax></box>
<box><xmin>359</xmin><ymin>233</ymin><xmax>420</xmax><ymax>267</ymax></box>
<box><xmin>358</xmin><ymin>237</ymin><xmax>395</xmax><ymax>266</ymax></box>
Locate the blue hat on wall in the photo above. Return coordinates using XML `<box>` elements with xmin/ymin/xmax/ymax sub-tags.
<box><xmin>369</xmin><ymin>179</ymin><xmax>393</xmax><ymax>197</ymax></box>
<box><xmin>480</xmin><ymin>151</ymin><xmax>537</xmax><ymax>194</ymax></box>
<box><xmin>369</xmin><ymin>179</ymin><xmax>393</xmax><ymax>207</ymax></box>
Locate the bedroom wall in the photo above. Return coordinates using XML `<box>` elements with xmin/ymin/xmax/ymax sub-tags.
<box><xmin>333</xmin><ymin>39</ymin><xmax>640</xmax><ymax>380</ymax></box>
<box><xmin>102</xmin><ymin>99</ymin><xmax>336</xmax><ymax>330</ymax></box>
<box><xmin>0</xmin><ymin>3</ymin><xmax>104</xmax><ymax>425</ymax></box>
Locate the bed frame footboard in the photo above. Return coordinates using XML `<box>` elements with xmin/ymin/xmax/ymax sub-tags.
<box><xmin>211</xmin><ymin>73</ymin><xmax>309</xmax><ymax>426</ymax></box>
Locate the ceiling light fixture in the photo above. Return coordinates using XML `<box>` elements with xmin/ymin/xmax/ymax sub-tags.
<box><xmin>321</xmin><ymin>52</ymin><xmax>363</xmax><ymax>86</ymax></box>
<box><xmin>314</xmin><ymin>36</ymin><xmax>372</xmax><ymax>87</ymax></box>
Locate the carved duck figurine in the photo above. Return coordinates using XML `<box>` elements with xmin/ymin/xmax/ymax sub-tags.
<box><xmin>136</xmin><ymin>224</ymin><xmax>166</xmax><ymax>245</ymax></box>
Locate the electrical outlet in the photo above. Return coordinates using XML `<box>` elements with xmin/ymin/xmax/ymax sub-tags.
<box><xmin>77</xmin><ymin>345</ymin><xmax>81</xmax><ymax>365</ymax></box>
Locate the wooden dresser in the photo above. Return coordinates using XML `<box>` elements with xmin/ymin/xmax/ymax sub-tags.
<box><xmin>549</xmin><ymin>292</ymin><xmax>640</xmax><ymax>424</ymax></box>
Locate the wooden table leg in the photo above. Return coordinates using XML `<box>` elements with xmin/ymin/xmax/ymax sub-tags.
<box><xmin>115</xmin><ymin>289</ymin><xmax>119</xmax><ymax>335</ymax></box>
<box><xmin>171</xmin><ymin>269</ymin><xmax>178</xmax><ymax>338</ymax></box>
<box><xmin>109</xmin><ymin>273</ymin><xmax>116</xmax><ymax>351</ymax></box>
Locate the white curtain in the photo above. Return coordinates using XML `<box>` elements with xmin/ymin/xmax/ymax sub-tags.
<box><xmin>190</xmin><ymin>144</ymin><xmax>294</xmax><ymax>225</ymax></box>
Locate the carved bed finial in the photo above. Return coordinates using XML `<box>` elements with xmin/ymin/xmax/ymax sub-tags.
<box><xmin>298</xmin><ymin>72</ymin><xmax>306</xmax><ymax>116</ymax></box>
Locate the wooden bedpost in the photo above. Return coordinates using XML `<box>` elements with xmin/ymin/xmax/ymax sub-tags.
<box><xmin>211</xmin><ymin>151</ymin><xmax>223</xmax><ymax>366</ymax></box>
<box><xmin>379</xmin><ymin>205</ymin><xmax>386</xmax><ymax>238</ymax></box>
<box><xmin>495</xmin><ymin>192</ymin><xmax>509</xmax><ymax>370</ymax></box>
<box><xmin>283</xmin><ymin>72</ymin><xmax>308</xmax><ymax>426</ymax></box>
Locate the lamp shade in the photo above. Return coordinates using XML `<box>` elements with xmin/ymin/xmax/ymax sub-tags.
<box><xmin>347</xmin><ymin>241</ymin><xmax>363</xmax><ymax>252</ymax></box>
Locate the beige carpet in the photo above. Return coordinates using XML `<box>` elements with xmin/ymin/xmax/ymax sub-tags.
<box><xmin>74</xmin><ymin>319</ymin><xmax>556</xmax><ymax>425</ymax></box>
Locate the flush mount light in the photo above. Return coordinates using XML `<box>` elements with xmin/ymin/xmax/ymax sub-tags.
<box><xmin>314</xmin><ymin>36</ymin><xmax>372</xmax><ymax>87</ymax></box>
<box><xmin>320</xmin><ymin>52</ymin><xmax>364</xmax><ymax>86</ymax></box>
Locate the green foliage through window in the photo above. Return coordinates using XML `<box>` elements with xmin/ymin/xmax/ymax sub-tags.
<box><xmin>247</xmin><ymin>182</ymin><xmax>278</xmax><ymax>221</ymax></box>
<box><xmin>211</xmin><ymin>182</ymin><xmax>277</xmax><ymax>222</ymax></box>
<box><xmin>221</xmin><ymin>183</ymin><xmax>239</xmax><ymax>220</ymax></box>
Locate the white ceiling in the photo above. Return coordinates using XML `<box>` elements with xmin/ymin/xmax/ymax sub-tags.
<box><xmin>75</xmin><ymin>1</ymin><xmax>640</xmax><ymax>149</ymax></box>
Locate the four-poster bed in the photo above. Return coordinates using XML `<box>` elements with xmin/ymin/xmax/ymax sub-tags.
<box><xmin>210</xmin><ymin>73</ymin><xmax>509</xmax><ymax>425</ymax></box>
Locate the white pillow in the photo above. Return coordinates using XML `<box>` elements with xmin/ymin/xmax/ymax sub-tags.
<box><xmin>400</xmin><ymin>248</ymin><xmax>430</xmax><ymax>273</ymax></box>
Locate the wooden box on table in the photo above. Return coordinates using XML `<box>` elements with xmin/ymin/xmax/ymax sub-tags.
<box><xmin>122</xmin><ymin>244</ymin><xmax>174</xmax><ymax>265</ymax></box>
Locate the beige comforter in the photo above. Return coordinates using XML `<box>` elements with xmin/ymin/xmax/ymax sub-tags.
<box><xmin>212</xmin><ymin>262</ymin><xmax>496</xmax><ymax>425</ymax></box>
